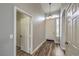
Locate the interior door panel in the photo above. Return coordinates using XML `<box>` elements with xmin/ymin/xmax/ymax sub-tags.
<box><xmin>66</xmin><ymin>4</ymin><xmax>79</xmax><ymax>55</ymax></box>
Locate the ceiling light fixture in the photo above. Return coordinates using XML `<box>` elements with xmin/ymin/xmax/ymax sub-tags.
<box><xmin>46</xmin><ymin>3</ymin><xmax>53</xmax><ymax>19</ymax></box>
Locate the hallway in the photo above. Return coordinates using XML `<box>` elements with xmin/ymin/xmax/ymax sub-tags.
<box><xmin>16</xmin><ymin>40</ymin><xmax>64</xmax><ymax>56</ymax></box>
<box><xmin>0</xmin><ymin>3</ymin><xmax>79</xmax><ymax>56</ymax></box>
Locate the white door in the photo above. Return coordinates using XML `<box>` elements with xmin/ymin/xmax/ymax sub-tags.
<box><xmin>66</xmin><ymin>4</ymin><xmax>79</xmax><ymax>56</ymax></box>
<box><xmin>46</xmin><ymin>19</ymin><xmax>56</xmax><ymax>40</ymax></box>
<box><xmin>20</xmin><ymin>15</ymin><xmax>30</xmax><ymax>53</ymax></box>
<box><xmin>16</xmin><ymin>11</ymin><xmax>31</xmax><ymax>53</ymax></box>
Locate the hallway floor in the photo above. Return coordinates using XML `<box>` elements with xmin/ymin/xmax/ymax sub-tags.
<box><xmin>16</xmin><ymin>40</ymin><xmax>64</xmax><ymax>56</ymax></box>
<box><xmin>33</xmin><ymin>40</ymin><xmax>54</xmax><ymax>56</ymax></box>
<box><xmin>16</xmin><ymin>50</ymin><xmax>32</xmax><ymax>56</ymax></box>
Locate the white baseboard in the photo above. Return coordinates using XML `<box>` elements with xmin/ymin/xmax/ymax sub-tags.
<box><xmin>30</xmin><ymin>39</ymin><xmax>46</xmax><ymax>54</ymax></box>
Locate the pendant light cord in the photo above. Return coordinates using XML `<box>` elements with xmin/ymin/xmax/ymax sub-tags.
<box><xmin>49</xmin><ymin>3</ymin><xmax>52</xmax><ymax>16</ymax></box>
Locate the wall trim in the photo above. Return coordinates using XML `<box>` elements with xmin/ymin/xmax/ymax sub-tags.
<box><xmin>30</xmin><ymin>39</ymin><xmax>46</xmax><ymax>54</ymax></box>
<box><xmin>14</xmin><ymin>6</ymin><xmax>16</xmax><ymax>56</ymax></box>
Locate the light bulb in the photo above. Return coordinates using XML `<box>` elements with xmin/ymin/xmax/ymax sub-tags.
<box><xmin>46</xmin><ymin>16</ymin><xmax>53</xmax><ymax>19</ymax></box>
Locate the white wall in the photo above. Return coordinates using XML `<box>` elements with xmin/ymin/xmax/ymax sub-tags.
<box><xmin>0</xmin><ymin>4</ymin><xmax>14</xmax><ymax>56</ymax></box>
<box><xmin>0</xmin><ymin>3</ymin><xmax>45</xmax><ymax>56</ymax></box>
<box><xmin>45</xmin><ymin>19</ymin><xmax>56</xmax><ymax>41</ymax></box>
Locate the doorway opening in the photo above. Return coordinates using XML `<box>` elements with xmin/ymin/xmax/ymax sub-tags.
<box><xmin>55</xmin><ymin>18</ymin><xmax>60</xmax><ymax>44</ymax></box>
<box><xmin>14</xmin><ymin>7</ymin><xmax>32</xmax><ymax>56</ymax></box>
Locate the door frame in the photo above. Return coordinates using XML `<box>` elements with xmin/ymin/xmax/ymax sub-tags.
<box><xmin>14</xmin><ymin>6</ymin><xmax>33</xmax><ymax>56</ymax></box>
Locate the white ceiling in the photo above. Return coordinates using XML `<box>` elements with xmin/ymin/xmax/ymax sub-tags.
<box><xmin>40</xmin><ymin>3</ymin><xmax>62</xmax><ymax>14</ymax></box>
<box><xmin>40</xmin><ymin>3</ymin><xmax>69</xmax><ymax>16</ymax></box>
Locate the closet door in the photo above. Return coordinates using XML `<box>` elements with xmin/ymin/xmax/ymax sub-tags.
<box><xmin>67</xmin><ymin>18</ymin><xmax>72</xmax><ymax>44</ymax></box>
<box><xmin>65</xmin><ymin>6</ymin><xmax>73</xmax><ymax>55</ymax></box>
<box><xmin>67</xmin><ymin>5</ymin><xmax>72</xmax><ymax>43</ymax></box>
<box><xmin>72</xmin><ymin>19</ymin><xmax>76</xmax><ymax>45</ymax></box>
<box><xmin>66</xmin><ymin>4</ymin><xmax>79</xmax><ymax>56</ymax></box>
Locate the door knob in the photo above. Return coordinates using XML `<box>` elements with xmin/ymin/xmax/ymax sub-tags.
<box><xmin>20</xmin><ymin>35</ymin><xmax>22</xmax><ymax>38</ymax></box>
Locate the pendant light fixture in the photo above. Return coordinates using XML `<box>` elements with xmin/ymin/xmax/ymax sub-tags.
<box><xmin>46</xmin><ymin>3</ymin><xmax>53</xmax><ymax>19</ymax></box>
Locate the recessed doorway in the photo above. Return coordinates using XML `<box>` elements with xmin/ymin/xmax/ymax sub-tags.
<box><xmin>14</xmin><ymin>7</ymin><xmax>32</xmax><ymax>56</ymax></box>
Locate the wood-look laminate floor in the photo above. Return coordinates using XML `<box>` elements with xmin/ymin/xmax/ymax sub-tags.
<box><xmin>33</xmin><ymin>40</ymin><xmax>55</xmax><ymax>56</ymax></box>
<box><xmin>16</xmin><ymin>40</ymin><xmax>64</xmax><ymax>56</ymax></box>
<box><xmin>16</xmin><ymin>50</ymin><xmax>31</xmax><ymax>56</ymax></box>
<box><xmin>53</xmin><ymin>45</ymin><xmax>64</xmax><ymax>56</ymax></box>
